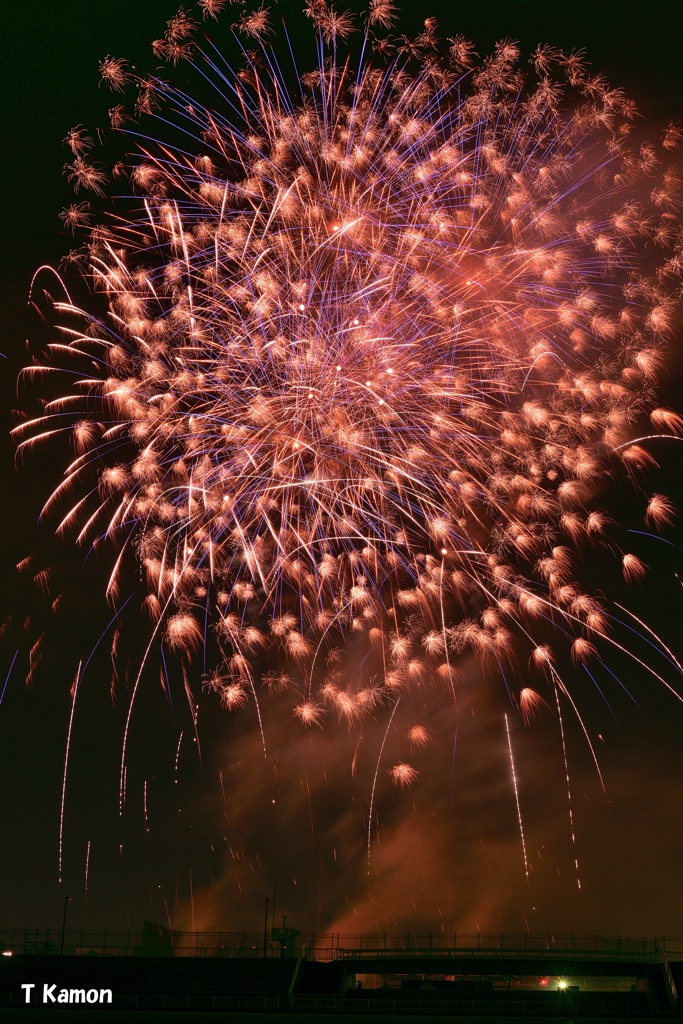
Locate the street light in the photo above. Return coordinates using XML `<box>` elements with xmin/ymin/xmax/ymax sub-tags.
<box><xmin>60</xmin><ymin>896</ymin><xmax>72</xmax><ymax>956</ymax></box>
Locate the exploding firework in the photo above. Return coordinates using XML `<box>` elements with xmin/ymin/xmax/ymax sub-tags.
<box><xmin>11</xmin><ymin>0</ymin><xmax>683</xmax><ymax>906</ymax></box>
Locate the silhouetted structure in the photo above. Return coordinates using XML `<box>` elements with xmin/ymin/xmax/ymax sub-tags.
<box><xmin>0</xmin><ymin>931</ymin><xmax>680</xmax><ymax>1016</ymax></box>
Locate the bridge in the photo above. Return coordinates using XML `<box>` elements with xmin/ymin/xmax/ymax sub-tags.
<box><xmin>294</xmin><ymin>941</ymin><xmax>680</xmax><ymax>1016</ymax></box>
<box><xmin>1</xmin><ymin>929</ymin><xmax>680</xmax><ymax>1016</ymax></box>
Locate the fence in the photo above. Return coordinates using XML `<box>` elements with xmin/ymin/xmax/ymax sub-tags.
<box><xmin>2</xmin><ymin>930</ymin><xmax>683</xmax><ymax>960</ymax></box>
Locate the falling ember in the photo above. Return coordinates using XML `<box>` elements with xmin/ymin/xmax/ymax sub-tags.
<box><xmin>519</xmin><ymin>688</ymin><xmax>549</xmax><ymax>726</ymax></box>
<box><xmin>645</xmin><ymin>494</ymin><xmax>677</xmax><ymax>529</ymax></box>
<box><xmin>218</xmin><ymin>683</ymin><xmax>249</xmax><ymax>711</ymax></box>
<box><xmin>10</xmin><ymin>0</ymin><xmax>683</xmax><ymax>908</ymax></box>
<box><xmin>622</xmin><ymin>553</ymin><xmax>649</xmax><ymax>584</ymax></box>
<box><xmin>388</xmin><ymin>762</ymin><xmax>420</xmax><ymax>789</ymax></box>
<box><xmin>408</xmin><ymin>724</ymin><xmax>432</xmax><ymax>749</ymax></box>
<box><xmin>293</xmin><ymin>701</ymin><xmax>325</xmax><ymax>727</ymax></box>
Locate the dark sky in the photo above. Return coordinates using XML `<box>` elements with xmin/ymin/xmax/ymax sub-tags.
<box><xmin>1</xmin><ymin>0</ymin><xmax>683</xmax><ymax>946</ymax></box>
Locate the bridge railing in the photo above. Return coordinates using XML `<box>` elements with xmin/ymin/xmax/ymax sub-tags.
<box><xmin>336</xmin><ymin>945</ymin><xmax>664</xmax><ymax>963</ymax></box>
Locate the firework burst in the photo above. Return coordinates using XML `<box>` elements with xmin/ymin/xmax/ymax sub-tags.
<box><xmin>12</xmin><ymin>2</ymin><xmax>683</xmax><ymax>849</ymax></box>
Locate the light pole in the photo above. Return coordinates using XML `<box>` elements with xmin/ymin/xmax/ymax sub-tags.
<box><xmin>263</xmin><ymin>897</ymin><xmax>270</xmax><ymax>959</ymax></box>
<box><xmin>60</xmin><ymin>896</ymin><xmax>72</xmax><ymax>956</ymax></box>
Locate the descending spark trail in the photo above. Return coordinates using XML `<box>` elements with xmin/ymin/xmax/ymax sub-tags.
<box><xmin>9</xmin><ymin>0</ymin><xmax>683</xmax><ymax>916</ymax></box>
<box><xmin>59</xmin><ymin>662</ymin><xmax>82</xmax><ymax>886</ymax></box>
<box><xmin>174</xmin><ymin>732</ymin><xmax>183</xmax><ymax>785</ymax></box>
<box><xmin>505</xmin><ymin>713</ymin><xmax>528</xmax><ymax>882</ymax></box>
<box><xmin>84</xmin><ymin>839</ymin><xmax>91</xmax><ymax>905</ymax></box>
<box><xmin>553</xmin><ymin>681</ymin><xmax>582</xmax><ymax>891</ymax></box>
<box><xmin>367</xmin><ymin>694</ymin><xmax>400</xmax><ymax>882</ymax></box>
<box><xmin>0</xmin><ymin>651</ymin><xmax>18</xmax><ymax>707</ymax></box>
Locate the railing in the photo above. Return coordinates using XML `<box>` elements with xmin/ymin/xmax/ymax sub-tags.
<box><xmin>337</xmin><ymin>945</ymin><xmax>664</xmax><ymax>963</ymax></box>
<box><xmin>1</xmin><ymin>929</ymin><xmax>682</xmax><ymax>961</ymax></box>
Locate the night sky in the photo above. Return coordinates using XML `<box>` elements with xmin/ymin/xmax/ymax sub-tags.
<box><xmin>1</xmin><ymin>0</ymin><xmax>683</xmax><ymax>944</ymax></box>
